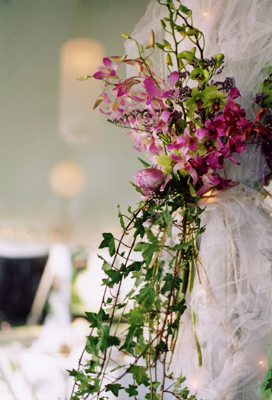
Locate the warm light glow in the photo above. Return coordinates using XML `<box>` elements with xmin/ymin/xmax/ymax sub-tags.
<box><xmin>202</xmin><ymin>189</ymin><xmax>213</xmax><ymax>197</ymax></box>
<box><xmin>49</xmin><ymin>161</ymin><xmax>86</xmax><ymax>198</ymax></box>
<box><xmin>58</xmin><ymin>37</ymin><xmax>105</xmax><ymax>145</ymax></box>
<box><xmin>203</xmin><ymin>12</ymin><xmax>209</xmax><ymax>17</ymax></box>
<box><xmin>258</xmin><ymin>358</ymin><xmax>268</xmax><ymax>369</ymax></box>
<box><xmin>198</xmin><ymin>288</ymin><xmax>206</xmax><ymax>295</ymax></box>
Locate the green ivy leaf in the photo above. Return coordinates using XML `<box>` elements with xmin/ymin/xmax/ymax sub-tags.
<box><xmin>119</xmin><ymin>323</ymin><xmax>138</xmax><ymax>354</ymax></box>
<box><xmin>68</xmin><ymin>369</ymin><xmax>78</xmax><ymax>377</ymax></box>
<box><xmin>145</xmin><ymin>392</ymin><xmax>160</xmax><ymax>400</ymax></box>
<box><xmin>161</xmin><ymin>273</ymin><xmax>174</xmax><ymax>294</ymax></box>
<box><xmin>125</xmin><ymin>384</ymin><xmax>138</xmax><ymax>397</ymax></box>
<box><xmin>152</xmin><ymin>381</ymin><xmax>161</xmax><ymax>390</ymax></box>
<box><xmin>85</xmin><ymin>336</ymin><xmax>99</xmax><ymax>356</ymax></box>
<box><xmin>155</xmin><ymin>340</ymin><xmax>167</xmax><ymax>352</ymax></box>
<box><xmin>121</xmin><ymin>261</ymin><xmax>143</xmax><ymax>278</ymax></box>
<box><xmin>99</xmin><ymin>233</ymin><xmax>116</xmax><ymax>256</ymax></box>
<box><xmin>134</xmin><ymin>241</ymin><xmax>159</xmax><ymax>266</ymax></box>
<box><xmin>169</xmin><ymin>240</ymin><xmax>193</xmax><ymax>251</ymax></box>
<box><xmin>85</xmin><ymin>309</ymin><xmax>109</xmax><ymax>328</ymax></box>
<box><xmin>88</xmin><ymin>378</ymin><xmax>100</xmax><ymax>394</ymax></box>
<box><xmin>128</xmin><ymin>365</ymin><xmax>150</xmax><ymax>386</ymax></box>
<box><xmin>124</xmin><ymin>307</ymin><xmax>146</xmax><ymax>325</ymax></box>
<box><xmin>117</xmin><ymin>205</ymin><xmax>126</xmax><ymax>230</ymax></box>
<box><xmin>133</xmin><ymin>217</ymin><xmax>146</xmax><ymax>238</ymax></box>
<box><xmin>105</xmin><ymin>383</ymin><xmax>124</xmax><ymax>397</ymax></box>
<box><xmin>265</xmin><ymin>378</ymin><xmax>272</xmax><ymax>391</ymax></box>
<box><xmin>102</xmin><ymin>263</ymin><xmax>122</xmax><ymax>288</ymax></box>
<box><xmin>98</xmin><ymin>325</ymin><xmax>121</xmax><ymax>352</ymax></box>
<box><xmin>135</xmin><ymin>285</ymin><xmax>156</xmax><ymax>311</ymax></box>
<box><xmin>169</xmin><ymin>299</ymin><xmax>186</xmax><ymax>314</ymax></box>
<box><xmin>163</xmin><ymin>206</ymin><xmax>173</xmax><ymax>237</ymax></box>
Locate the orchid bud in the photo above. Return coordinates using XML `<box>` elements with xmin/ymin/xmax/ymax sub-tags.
<box><xmin>109</xmin><ymin>55</ymin><xmax>127</xmax><ymax>62</ymax></box>
<box><xmin>121</xmin><ymin>33</ymin><xmax>130</xmax><ymax>39</ymax></box>
<box><xmin>134</xmin><ymin>168</ymin><xmax>165</xmax><ymax>197</ymax></box>
<box><xmin>166</xmin><ymin>53</ymin><xmax>173</xmax><ymax>66</ymax></box>
<box><xmin>77</xmin><ymin>74</ymin><xmax>91</xmax><ymax>81</ymax></box>
<box><xmin>93</xmin><ymin>96</ymin><xmax>105</xmax><ymax>110</ymax></box>
<box><xmin>145</xmin><ymin>30</ymin><xmax>155</xmax><ymax>49</ymax></box>
<box><xmin>215</xmin><ymin>53</ymin><xmax>224</xmax><ymax>67</ymax></box>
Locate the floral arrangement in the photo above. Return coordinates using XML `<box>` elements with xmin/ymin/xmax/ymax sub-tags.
<box><xmin>69</xmin><ymin>1</ymin><xmax>272</xmax><ymax>399</ymax></box>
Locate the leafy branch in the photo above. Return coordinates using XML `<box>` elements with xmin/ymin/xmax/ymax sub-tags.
<box><xmin>69</xmin><ymin>179</ymin><xmax>204</xmax><ymax>400</ymax></box>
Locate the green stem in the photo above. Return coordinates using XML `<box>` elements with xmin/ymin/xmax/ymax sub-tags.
<box><xmin>191</xmin><ymin>309</ymin><xmax>202</xmax><ymax>366</ymax></box>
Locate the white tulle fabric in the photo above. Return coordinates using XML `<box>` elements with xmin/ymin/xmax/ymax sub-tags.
<box><xmin>125</xmin><ymin>1</ymin><xmax>272</xmax><ymax>398</ymax></box>
<box><xmin>172</xmin><ymin>143</ymin><xmax>272</xmax><ymax>400</ymax></box>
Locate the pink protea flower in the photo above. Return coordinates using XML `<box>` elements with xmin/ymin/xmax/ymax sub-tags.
<box><xmin>134</xmin><ymin>168</ymin><xmax>165</xmax><ymax>197</ymax></box>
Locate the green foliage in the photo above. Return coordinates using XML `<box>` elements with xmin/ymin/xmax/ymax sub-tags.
<box><xmin>262</xmin><ymin>78</ymin><xmax>272</xmax><ymax>109</ymax></box>
<box><xmin>70</xmin><ymin>172</ymin><xmax>204</xmax><ymax>399</ymax></box>
<box><xmin>99</xmin><ymin>233</ymin><xmax>116</xmax><ymax>256</ymax></box>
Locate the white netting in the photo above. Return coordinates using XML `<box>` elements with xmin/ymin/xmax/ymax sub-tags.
<box><xmin>171</xmin><ymin>180</ymin><xmax>272</xmax><ymax>399</ymax></box>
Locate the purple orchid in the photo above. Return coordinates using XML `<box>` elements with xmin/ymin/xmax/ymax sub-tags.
<box><xmin>93</xmin><ymin>58</ymin><xmax>121</xmax><ymax>81</ymax></box>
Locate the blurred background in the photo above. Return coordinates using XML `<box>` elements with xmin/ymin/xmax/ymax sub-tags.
<box><xmin>0</xmin><ymin>1</ymin><xmax>150</xmax><ymax>399</ymax></box>
<box><xmin>1</xmin><ymin>1</ymin><xmax>272</xmax><ymax>399</ymax></box>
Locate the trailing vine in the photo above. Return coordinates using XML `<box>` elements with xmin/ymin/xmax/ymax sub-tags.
<box><xmin>69</xmin><ymin>177</ymin><xmax>204</xmax><ymax>400</ymax></box>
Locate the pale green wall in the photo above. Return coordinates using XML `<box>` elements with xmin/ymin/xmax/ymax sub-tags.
<box><xmin>0</xmin><ymin>0</ymin><xmax>150</xmax><ymax>244</ymax></box>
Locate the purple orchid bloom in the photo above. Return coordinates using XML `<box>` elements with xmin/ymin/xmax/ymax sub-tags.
<box><xmin>205</xmin><ymin>117</ymin><xmax>226</xmax><ymax>139</ymax></box>
<box><xmin>167</xmin><ymin>128</ymin><xmax>198</xmax><ymax>156</ymax></box>
<box><xmin>93</xmin><ymin>58</ymin><xmax>120</xmax><ymax>80</ymax></box>
<box><xmin>171</xmin><ymin>154</ymin><xmax>198</xmax><ymax>184</ymax></box>
<box><xmin>226</xmin><ymin>136</ymin><xmax>247</xmax><ymax>155</ymax></box>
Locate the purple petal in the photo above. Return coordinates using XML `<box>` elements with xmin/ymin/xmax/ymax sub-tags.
<box><xmin>171</xmin><ymin>154</ymin><xmax>183</xmax><ymax>162</ymax></box>
<box><xmin>190</xmin><ymin>166</ymin><xmax>198</xmax><ymax>184</ymax></box>
<box><xmin>161</xmin><ymin>111</ymin><xmax>171</xmax><ymax>122</ymax></box>
<box><xmin>189</xmin><ymin>142</ymin><xmax>197</xmax><ymax>151</ymax></box>
<box><xmin>103</xmin><ymin>58</ymin><xmax>112</xmax><ymax>68</ymax></box>
<box><xmin>93</xmin><ymin>71</ymin><xmax>105</xmax><ymax>79</ymax></box>
<box><xmin>196</xmin><ymin>185</ymin><xmax>208</xmax><ymax>195</ymax></box>
<box><xmin>168</xmin><ymin>71</ymin><xmax>179</xmax><ymax>87</ymax></box>
<box><xmin>143</xmin><ymin>78</ymin><xmax>164</xmax><ymax>97</ymax></box>
<box><xmin>229</xmin><ymin>87</ymin><xmax>241</xmax><ymax>99</ymax></box>
<box><xmin>196</xmin><ymin>128</ymin><xmax>207</xmax><ymax>139</ymax></box>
